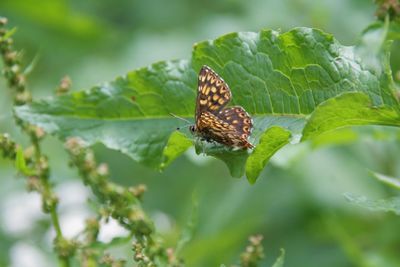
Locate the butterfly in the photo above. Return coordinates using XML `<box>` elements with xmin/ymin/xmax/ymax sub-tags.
<box><xmin>189</xmin><ymin>65</ymin><xmax>254</xmax><ymax>149</ymax></box>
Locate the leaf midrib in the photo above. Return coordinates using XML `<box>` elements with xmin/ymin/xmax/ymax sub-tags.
<box><xmin>27</xmin><ymin>112</ymin><xmax>308</xmax><ymax>121</ymax></box>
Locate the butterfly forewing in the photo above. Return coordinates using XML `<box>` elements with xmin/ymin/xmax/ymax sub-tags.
<box><xmin>194</xmin><ymin>65</ymin><xmax>254</xmax><ymax>149</ymax></box>
<box><xmin>196</xmin><ymin>66</ymin><xmax>231</xmax><ymax>120</ymax></box>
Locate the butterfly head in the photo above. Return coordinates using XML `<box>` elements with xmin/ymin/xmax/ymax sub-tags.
<box><xmin>189</xmin><ymin>125</ymin><xmax>196</xmax><ymax>134</ymax></box>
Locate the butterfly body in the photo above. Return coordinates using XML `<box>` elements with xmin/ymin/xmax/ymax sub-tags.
<box><xmin>191</xmin><ymin>66</ymin><xmax>254</xmax><ymax>149</ymax></box>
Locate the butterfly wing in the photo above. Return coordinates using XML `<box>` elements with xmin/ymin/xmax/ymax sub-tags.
<box><xmin>194</xmin><ymin>65</ymin><xmax>254</xmax><ymax>149</ymax></box>
<box><xmin>196</xmin><ymin>66</ymin><xmax>231</xmax><ymax>124</ymax></box>
<box><xmin>218</xmin><ymin>106</ymin><xmax>253</xmax><ymax>141</ymax></box>
<box><xmin>197</xmin><ymin>107</ymin><xmax>254</xmax><ymax>149</ymax></box>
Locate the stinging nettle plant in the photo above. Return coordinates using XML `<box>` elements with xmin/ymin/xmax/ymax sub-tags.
<box><xmin>1</xmin><ymin>1</ymin><xmax>400</xmax><ymax>266</ymax></box>
<box><xmin>14</xmin><ymin>21</ymin><xmax>400</xmax><ymax>183</ymax></box>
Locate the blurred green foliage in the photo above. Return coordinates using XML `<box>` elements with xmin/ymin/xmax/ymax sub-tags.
<box><xmin>1</xmin><ymin>0</ymin><xmax>400</xmax><ymax>267</ymax></box>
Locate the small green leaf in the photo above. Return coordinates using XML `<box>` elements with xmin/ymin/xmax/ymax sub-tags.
<box><xmin>271</xmin><ymin>249</ymin><xmax>285</xmax><ymax>267</ymax></box>
<box><xmin>356</xmin><ymin>16</ymin><xmax>390</xmax><ymax>75</ymax></box>
<box><xmin>161</xmin><ymin>131</ymin><xmax>192</xmax><ymax>170</ymax></box>
<box><xmin>370</xmin><ymin>171</ymin><xmax>400</xmax><ymax>190</ymax></box>
<box><xmin>344</xmin><ymin>193</ymin><xmax>400</xmax><ymax>215</ymax></box>
<box><xmin>3</xmin><ymin>27</ymin><xmax>17</xmax><ymax>40</ymax></box>
<box><xmin>15</xmin><ymin>146</ymin><xmax>35</xmax><ymax>176</ymax></box>
<box><xmin>302</xmin><ymin>92</ymin><xmax>400</xmax><ymax>141</ymax></box>
<box><xmin>23</xmin><ymin>53</ymin><xmax>40</xmax><ymax>75</ymax></box>
<box><xmin>246</xmin><ymin>127</ymin><xmax>291</xmax><ymax>184</ymax></box>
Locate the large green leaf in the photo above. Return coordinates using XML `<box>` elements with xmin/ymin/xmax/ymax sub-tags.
<box><xmin>16</xmin><ymin>60</ymin><xmax>196</xmax><ymax>169</ymax></box>
<box><xmin>15</xmin><ymin>28</ymin><xmax>400</xmax><ymax>182</ymax></box>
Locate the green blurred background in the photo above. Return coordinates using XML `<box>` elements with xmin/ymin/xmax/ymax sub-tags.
<box><xmin>1</xmin><ymin>0</ymin><xmax>400</xmax><ymax>266</ymax></box>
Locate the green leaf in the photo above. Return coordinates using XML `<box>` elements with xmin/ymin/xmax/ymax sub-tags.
<box><xmin>344</xmin><ymin>193</ymin><xmax>400</xmax><ymax>215</ymax></box>
<box><xmin>271</xmin><ymin>249</ymin><xmax>285</xmax><ymax>267</ymax></box>
<box><xmin>356</xmin><ymin>17</ymin><xmax>390</xmax><ymax>75</ymax></box>
<box><xmin>16</xmin><ymin>60</ymin><xmax>196</xmax><ymax>169</ymax></box>
<box><xmin>14</xmin><ymin>27</ymin><xmax>400</xmax><ymax>182</ymax></box>
<box><xmin>310</xmin><ymin>128</ymin><xmax>359</xmax><ymax>148</ymax></box>
<box><xmin>246</xmin><ymin>127</ymin><xmax>291</xmax><ymax>184</ymax></box>
<box><xmin>15</xmin><ymin>146</ymin><xmax>36</xmax><ymax>176</ymax></box>
<box><xmin>302</xmin><ymin>92</ymin><xmax>400</xmax><ymax>140</ymax></box>
<box><xmin>161</xmin><ymin>131</ymin><xmax>192</xmax><ymax>170</ymax></box>
<box><xmin>3</xmin><ymin>27</ymin><xmax>17</xmax><ymax>40</ymax></box>
<box><xmin>370</xmin><ymin>171</ymin><xmax>400</xmax><ymax>190</ymax></box>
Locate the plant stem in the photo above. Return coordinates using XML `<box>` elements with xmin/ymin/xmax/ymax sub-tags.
<box><xmin>50</xmin><ymin>205</ymin><xmax>63</xmax><ymax>238</ymax></box>
<box><xmin>0</xmin><ymin>17</ymin><xmax>74</xmax><ymax>266</ymax></box>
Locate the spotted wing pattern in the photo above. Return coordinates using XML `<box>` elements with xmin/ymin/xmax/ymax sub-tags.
<box><xmin>194</xmin><ymin>66</ymin><xmax>254</xmax><ymax>149</ymax></box>
<box><xmin>196</xmin><ymin>66</ymin><xmax>231</xmax><ymax>120</ymax></box>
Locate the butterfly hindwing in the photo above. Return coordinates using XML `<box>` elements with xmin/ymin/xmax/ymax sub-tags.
<box><xmin>197</xmin><ymin>111</ymin><xmax>254</xmax><ymax>148</ymax></box>
<box><xmin>218</xmin><ymin>106</ymin><xmax>253</xmax><ymax>140</ymax></box>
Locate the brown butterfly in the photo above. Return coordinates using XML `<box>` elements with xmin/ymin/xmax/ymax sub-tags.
<box><xmin>189</xmin><ymin>65</ymin><xmax>254</xmax><ymax>149</ymax></box>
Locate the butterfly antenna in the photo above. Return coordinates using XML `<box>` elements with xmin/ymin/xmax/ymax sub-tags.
<box><xmin>169</xmin><ymin>113</ymin><xmax>192</xmax><ymax>130</ymax></box>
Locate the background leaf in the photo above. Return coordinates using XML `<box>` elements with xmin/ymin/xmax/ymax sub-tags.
<box><xmin>344</xmin><ymin>193</ymin><xmax>400</xmax><ymax>215</ymax></box>
<box><xmin>370</xmin><ymin>171</ymin><xmax>400</xmax><ymax>190</ymax></box>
